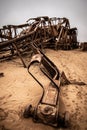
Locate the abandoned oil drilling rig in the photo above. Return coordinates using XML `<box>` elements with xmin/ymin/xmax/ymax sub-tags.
<box><xmin>0</xmin><ymin>16</ymin><xmax>78</xmax><ymax>66</ymax></box>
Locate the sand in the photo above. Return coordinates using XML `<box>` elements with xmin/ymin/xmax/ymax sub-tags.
<box><xmin>0</xmin><ymin>49</ymin><xmax>87</xmax><ymax>130</ymax></box>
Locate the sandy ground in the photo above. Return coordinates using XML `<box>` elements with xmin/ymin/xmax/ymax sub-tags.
<box><xmin>0</xmin><ymin>49</ymin><xmax>87</xmax><ymax>130</ymax></box>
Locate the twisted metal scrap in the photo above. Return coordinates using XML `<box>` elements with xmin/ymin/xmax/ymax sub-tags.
<box><xmin>0</xmin><ymin>16</ymin><xmax>78</xmax><ymax>66</ymax></box>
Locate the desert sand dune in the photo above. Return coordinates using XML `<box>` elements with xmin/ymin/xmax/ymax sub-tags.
<box><xmin>0</xmin><ymin>49</ymin><xmax>87</xmax><ymax>130</ymax></box>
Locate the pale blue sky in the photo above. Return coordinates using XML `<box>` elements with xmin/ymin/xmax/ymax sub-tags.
<box><xmin>0</xmin><ymin>0</ymin><xmax>87</xmax><ymax>42</ymax></box>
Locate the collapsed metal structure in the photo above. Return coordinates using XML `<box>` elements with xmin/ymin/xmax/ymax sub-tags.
<box><xmin>0</xmin><ymin>17</ymin><xmax>86</xmax><ymax>127</ymax></box>
<box><xmin>80</xmin><ymin>42</ymin><xmax>87</xmax><ymax>51</ymax></box>
<box><xmin>0</xmin><ymin>16</ymin><xmax>78</xmax><ymax>64</ymax></box>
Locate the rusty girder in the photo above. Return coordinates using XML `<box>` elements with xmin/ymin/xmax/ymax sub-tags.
<box><xmin>0</xmin><ymin>16</ymin><xmax>78</xmax><ymax>65</ymax></box>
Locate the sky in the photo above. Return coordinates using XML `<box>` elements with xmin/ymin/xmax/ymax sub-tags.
<box><xmin>0</xmin><ymin>0</ymin><xmax>87</xmax><ymax>42</ymax></box>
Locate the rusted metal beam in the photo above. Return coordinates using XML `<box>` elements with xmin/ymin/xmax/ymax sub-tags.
<box><xmin>23</xmin><ymin>42</ymin><xmax>70</xmax><ymax>127</ymax></box>
<box><xmin>12</xmin><ymin>43</ymin><xmax>26</xmax><ymax>68</ymax></box>
<box><xmin>0</xmin><ymin>27</ymin><xmax>38</xmax><ymax>49</ymax></box>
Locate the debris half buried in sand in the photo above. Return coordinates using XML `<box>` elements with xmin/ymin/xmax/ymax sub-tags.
<box><xmin>23</xmin><ymin>43</ymin><xmax>70</xmax><ymax>128</ymax></box>
<box><xmin>60</xmin><ymin>71</ymin><xmax>86</xmax><ymax>86</ymax></box>
<box><xmin>0</xmin><ymin>72</ymin><xmax>4</xmax><ymax>78</ymax></box>
<box><xmin>60</xmin><ymin>71</ymin><xmax>71</xmax><ymax>86</ymax></box>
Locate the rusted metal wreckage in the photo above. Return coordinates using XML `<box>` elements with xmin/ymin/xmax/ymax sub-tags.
<box><xmin>80</xmin><ymin>42</ymin><xmax>87</xmax><ymax>51</ymax></box>
<box><xmin>0</xmin><ymin>17</ymin><xmax>85</xmax><ymax>127</ymax></box>
<box><xmin>0</xmin><ymin>17</ymin><xmax>78</xmax><ymax>126</ymax></box>
<box><xmin>23</xmin><ymin>43</ymin><xmax>85</xmax><ymax>127</ymax></box>
<box><xmin>0</xmin><ymin>16</ymin><xmax>78</xmax><ymax>65</ymax></box>
<box><xmin>23</xmin><ymin>42</ymin><xmax>70</xmax><ymax>127</ymax></box>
